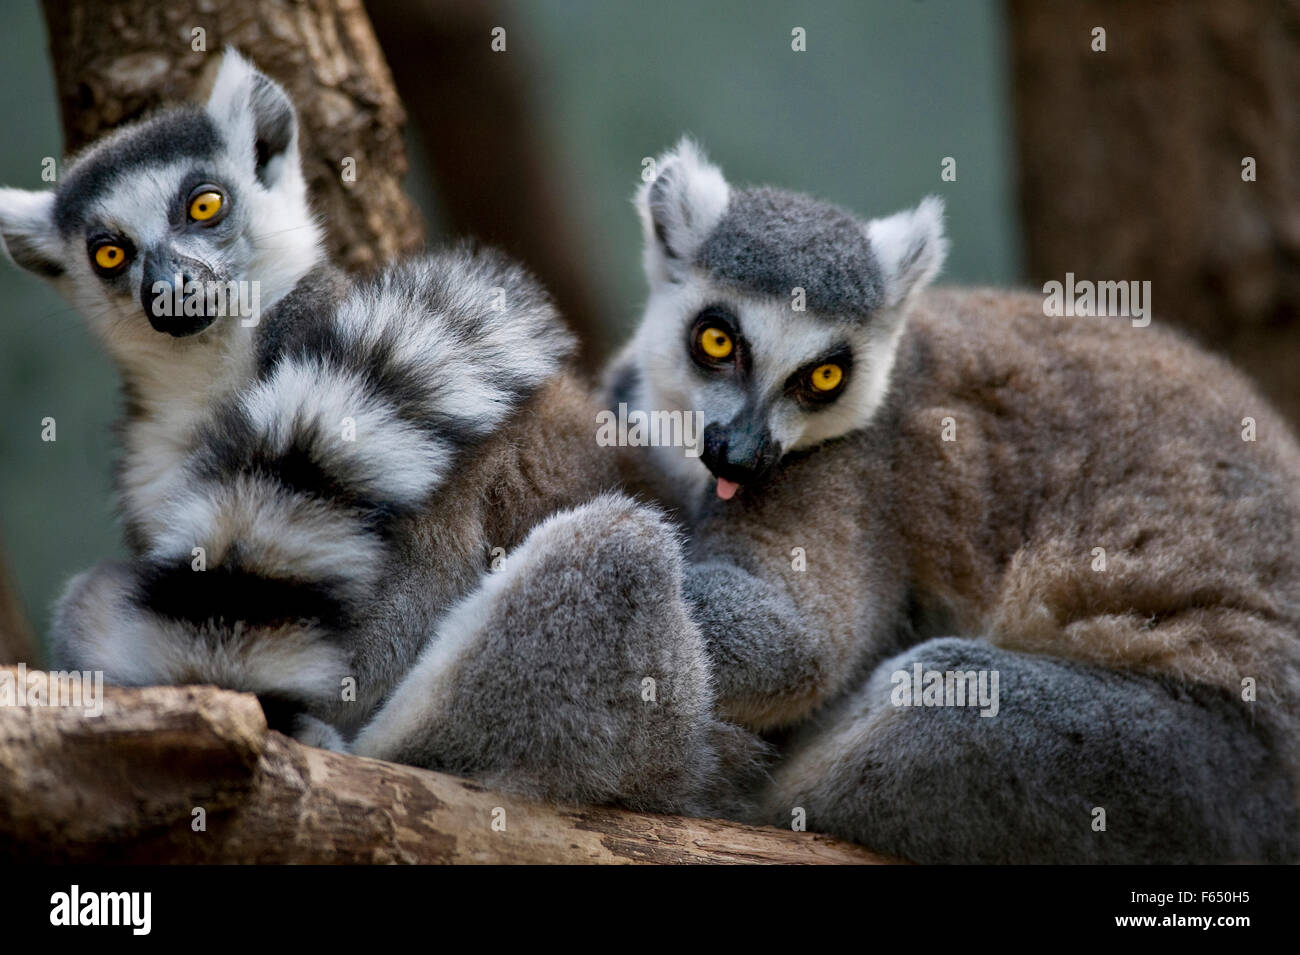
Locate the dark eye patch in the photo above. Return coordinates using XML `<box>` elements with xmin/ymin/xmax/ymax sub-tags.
<box><xmin>784</xmin><ymin>343</ymin><xmax>853</xmax><ymax>408</ymax></box>
<box><xmin>53</xmin><ymin>107</ymin><xmax>221</xmax><ymax>236</ymax></box>
<box><xmin>687</xmin><ymin>304</ymin><xmax>749</xmax><ymax>376</ymax></box>
<box><xmin>174</xmin><ymin>175</ymin><xmax>230</xmax><ymax>228</ymax></box>
<box><xmin>86</xmin><ymin>230</ymin><xmax>136</xmax><ymax>278</ymax></box>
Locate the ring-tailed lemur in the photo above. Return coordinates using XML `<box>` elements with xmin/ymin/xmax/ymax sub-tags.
<box><xmin>608</xmin><ymin>138</ymin><xmax>1300</xmax><ymax>861</ymax></box>
<box><xmin>0</xmin><ymin>55</ymin><xmax>762</xmax><ymax>815</ymax></box>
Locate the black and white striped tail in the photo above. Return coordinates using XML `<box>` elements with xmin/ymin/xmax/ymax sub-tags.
<box><xmin>54</xmin><ymin>245</ymin><xmax>574</xmax><ymax>713</ymax></box>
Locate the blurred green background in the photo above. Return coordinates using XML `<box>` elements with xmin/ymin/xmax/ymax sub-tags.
<box><xmin>0</xmin><ymin>0</ymin><xmax>1019</xmax><ymax>645</ymax></box>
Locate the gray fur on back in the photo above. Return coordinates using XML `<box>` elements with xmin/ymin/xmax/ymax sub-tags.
<box><xmin>761</xmin><ymin>637</ymin><xmax>1299</xmax><ymax>863</ymax></box>
<box><xmin>694</xmin><ymin>186</ymin><xmax>885</xmax><ymax>319</ymax></box>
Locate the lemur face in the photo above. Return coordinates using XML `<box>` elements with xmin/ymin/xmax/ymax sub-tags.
<box><xmin>0</xmin><ymin>52</ymin><xmax>321</xmax><ymax>363</ymax></box>
<box><xmin>634</xmin><ymin>138</ymin><xmax>947</xmax><ymax>500</ymax></box>
<box><xmin>639</xmin><ymin>276</ymin><xmax>898</xmax><ymax>496</ymax></box>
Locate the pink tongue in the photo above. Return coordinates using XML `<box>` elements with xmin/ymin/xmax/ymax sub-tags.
<box><xmin>716</xmin><ymin>477</ymin><xmax>741</xmax><ymax>501</ymax></box>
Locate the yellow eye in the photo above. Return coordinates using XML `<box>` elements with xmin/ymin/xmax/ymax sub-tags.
<box><xmin>698</xmin><ymin>327</ymin><xmax>733</xmax><ymax>360</ymax></box>
<box><xmin>189</xmin><ymin>190</ymin><xmax>223</xmax><ymax>221</ymax></box>
<box><xmin>810</xmin><ymin>363</ymin><xmax>843</xmax><ymax>392</ymax></box>
<box><xmin>93</xmin><ymin>244</ymin><xmax>127</xmax><ymax>271</ymax></box>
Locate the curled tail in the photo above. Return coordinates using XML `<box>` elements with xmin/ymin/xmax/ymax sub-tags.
<box><xmin>53</xmin><ymin>245</ymin><xmax>574</xmax><ymax>721</ymax></box>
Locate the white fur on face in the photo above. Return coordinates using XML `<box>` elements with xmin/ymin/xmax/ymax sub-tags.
<box><xmin>19</xmin><ymin>141</ymin><xmax>318</xmax><ymax>363</ymax></box>
<box><xmin>633</xmin><ymin>269</ymin><xmax>907</xmax><ymax>487</ymax></box>
<box><xmin>204</xmin><ymin>51</ymin><xmax>324</xmax><ymax>314</ymax></box>
<box><xmin>0</xmin><ymin>53</ymin><xmax>323</xmax><ymax>394</ymax></box>
<box><xmin>629</xmin><ymin>139</ymin><xmax>945</xmax><ymax>492</ymax></box>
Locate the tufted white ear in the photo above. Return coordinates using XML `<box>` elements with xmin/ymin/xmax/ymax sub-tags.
<box><xmin>864</xmin><ymin>195</ymin><xmax>948</xmax><ymax>309</ymax></box>
<box><xmin>0</xmin><ymin>187</ymin><xmax>64</xmax><ymax>279</ymax></box>
<box><xmin>206</xmin><ymin>48</ymin><xmax>300</xmax><ymax>188</ymax></box>
<box><xmin>637</xmin><ymin>137</ymin><xmax>731</xmax><ymax>284</ymax></box>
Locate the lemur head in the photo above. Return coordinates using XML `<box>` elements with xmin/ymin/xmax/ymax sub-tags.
<box><xmin>634</xmin><ymin>138</ymin><xmax>946</xmax><ymax>500</ymax></box>
<box><xmin>0</xmin><ymin>50</ymin><xmax>321</xmax><ymax>367</ymax></box>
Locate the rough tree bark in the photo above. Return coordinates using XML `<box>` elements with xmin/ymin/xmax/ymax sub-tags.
<box><xmin>42</xmin><ymin>0</ymin><xmax>424</xmax><ymax>272</ymax></box>
<box><xmin>1010</xmin><ymin>0</ymin><xmax>1300</xmax><ymax>426</ymax></box>
<box><xmin>0</xmin><ymin>673</ymin><xmax>892</xmax><ymax>864</ymax></box>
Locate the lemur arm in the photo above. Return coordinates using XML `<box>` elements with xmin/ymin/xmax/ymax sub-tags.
<box><xmin>679</xmin><ymin>454</ymin><xmax>906</xmax><ymax>732</ymax></box>
<box><xmin>681</xmin><ymin>553</ymin><xmax>903</xmax><ymax>732</ymax></box>
<box><xmin>681</xmin><ymin>560</ymin><xmax>834</xmax><ymax>730</ymax></box>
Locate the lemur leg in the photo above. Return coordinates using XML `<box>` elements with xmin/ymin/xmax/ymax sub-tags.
<box><xmin>352</xmin><ymin>493</ymin><xmax>767</xmax><ymax>816</ymax></box>
<box><xmin>291</xmin><ymin>714</ymin><xmax>348</xmax><ymax>752</ymax></box>
<box><xmin>758</xmin><ymin>636</ymin><xmax>1298</xmax><ymax>862</ymax></box>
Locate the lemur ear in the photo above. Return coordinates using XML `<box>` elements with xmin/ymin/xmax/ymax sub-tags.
<box><xmin>0</xmin><ymin>188</ymin><xmax>64</xmax><ymax>279</ymax></box>
<box><xmin>206</xmin><ymin>48</ymin><xmax>299</xmax><ymax>188</ymax></box>
<box><xmin>637</xmin><ymin>137</ymin><xmax>730</xmax><ymax>283</ymax></box>
<box><xmin>865</xmin><ymin>195</ymin><xmax>948</xmax><ymax>309</ymax></box>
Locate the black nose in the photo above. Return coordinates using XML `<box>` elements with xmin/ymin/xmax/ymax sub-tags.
<box><xmin>701</xmin><ymin>420</ymin><xmax>780</xmax><ymax>485</ymax></box>
<box><xmin>140</xmin><ymin>252</ymin><xmax>220</xmax><ymax>337</ymax></box>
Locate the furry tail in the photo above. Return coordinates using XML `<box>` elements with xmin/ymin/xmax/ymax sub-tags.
<box><xmin>53</xmin><ymin>246</ymin><xmax>574</xmax><ymax>717</ymax></box>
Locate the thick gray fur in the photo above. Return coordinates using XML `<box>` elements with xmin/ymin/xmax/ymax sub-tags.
<box><xmin>695</xmin><ymin>186</ymin><xmax>885</xmax><ymax>320</ymax></box>
<box><xmin>351</xmin><ymin>494</ymin><xmax>765</xmax><ymax>815</ymax></box>
<box><xmin>761</xmin><ymin>638</ymin><xmax>1298</xmax><ymax>863</ymax></box>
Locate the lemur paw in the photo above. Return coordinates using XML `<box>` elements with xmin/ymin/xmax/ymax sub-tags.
<box><xmin>290</xmin><ymin>714</ymin><xmax>349</xmax><ymax>753</ymax></box>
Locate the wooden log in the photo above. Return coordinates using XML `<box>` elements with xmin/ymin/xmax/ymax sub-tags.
<box><xmin>0</xmin><ymin>670</ymin><xmax>893</xmax><ymax>864</ymax></box>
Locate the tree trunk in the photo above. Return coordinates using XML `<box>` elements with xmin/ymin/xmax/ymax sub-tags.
<box><xmin>41</xmin><ymin>0</ymin><xmax>424</xmax><ymax>272</ymax></box>
<box><xmin>0</xmin><ymin>540</ymin><xmax>36</xmax><ymax>668</ymax></box>
<box><xmin>1010</xmin><ymin>0</ymin><xmax>1300</xmax><ymax>426</ymax></box>
<box><xmin>0</xmin><ymin>672</ymin><xmax>893</xmax><ymax>864</ymax></box>
<box><xmin>366</xmin><ymin>0</ymin><xmax>613</xmax><ymax>365</ymax></box>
